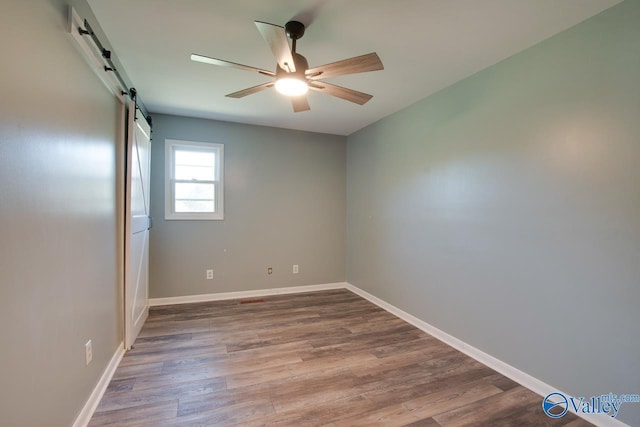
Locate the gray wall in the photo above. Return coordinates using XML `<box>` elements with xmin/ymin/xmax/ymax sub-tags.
<box><xmin>347</xmin><ymin>1</ymin><xmax>639</xmax><ymax>425</ymax></box>
<box><xmin>149</xmin><ymin>114</ymin><xmax>346</xmax><ymax>298</ymax></box>
<box><xmin>0</xmin><ymin>1</ymin><xmax>123</xmax><ymax>426</ymax></box>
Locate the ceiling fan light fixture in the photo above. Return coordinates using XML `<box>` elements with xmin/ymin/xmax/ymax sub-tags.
<box><xmin>275</xmin><ymin>76</ymin><xmax>308</xmax><ymax>96</ymax></box>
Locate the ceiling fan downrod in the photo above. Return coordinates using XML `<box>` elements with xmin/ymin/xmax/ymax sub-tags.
<box><xmin>285</xmin><ymin>20</ymin><xmax>305</xmax><ymax>53</ymax></box>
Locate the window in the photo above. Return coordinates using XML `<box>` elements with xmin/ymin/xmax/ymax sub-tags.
<box><xmin>165</xmin><ymin>139</ymin><xmax>224</xmax><ymax>220</ymax></box>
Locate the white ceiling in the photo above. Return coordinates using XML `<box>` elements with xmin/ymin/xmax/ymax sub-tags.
<box><xmin>87</xmin><ymin>0</ymin><xmax>620</xmax><ymax>136</ymax></box>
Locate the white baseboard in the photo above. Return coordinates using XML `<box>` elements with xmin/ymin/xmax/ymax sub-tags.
<box><xmin>72</xmin><ymin>342</ymin><xmax>125</xmax><ymax>427</ymax></box>
<box><xmin>344</xmin><ymin>283</ymin><xmax>629</xmax><ymax>427</ymax></box>
<box><xmin>149</xmin><ymin>282</ymin><xmax>348</xmax><ymax>306</ymax></box>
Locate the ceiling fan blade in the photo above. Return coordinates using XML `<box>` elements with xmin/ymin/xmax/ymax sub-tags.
<box><xmin>226</xmin><ymin>82</ymin><xmax>274</xmax><ymax>99</ymax></box>
<box><xmin>309</xmin><ymin>81</ymin><xmax>373</xmax><ymax>105</ymax></box>
<box><xmin>307</xmin><ymin>52</ymin><xmax>383</xmax><ymax>80</ymax></box>
<box><xmin>191</xmin><ymin>53</ymin><xmax>275</xmax><ymax>77</ymax></box>
<box><xmin>254</xmin><ymin>21</ymin><xmax>296</xmax><ymax>73</ymax></box>
<box><xmin>292</xmin><ymin>96</ymin><xmax>310</xmax><ymax>112</ymax></box>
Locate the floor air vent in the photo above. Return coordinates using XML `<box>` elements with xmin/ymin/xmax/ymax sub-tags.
<box><xmin>239</xmin><ymin>298</ymin><xmax>265</xmax><ymax>304</ymax></box>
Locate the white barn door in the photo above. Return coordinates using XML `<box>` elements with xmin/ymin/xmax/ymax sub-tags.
<box><xmin>124</xmin><ymin>100</ymin><xmax>151</xmax><ymax>349</ymax></box>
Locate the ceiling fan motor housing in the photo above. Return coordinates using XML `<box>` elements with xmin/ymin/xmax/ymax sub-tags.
<box><xmin>276</xmin><ymin>53</ymin><xmax>309</xmax><ymax>80</ymax></box>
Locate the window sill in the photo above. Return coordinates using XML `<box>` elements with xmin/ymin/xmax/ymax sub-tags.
<box><xmin>165</xmin><ymin>213</ymin><xmax>224</xmax><ymax>221</ymax></box>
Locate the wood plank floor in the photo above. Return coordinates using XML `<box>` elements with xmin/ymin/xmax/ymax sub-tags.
<box><xmin>90</xmin><ymin>289</ymin><xmax>591</xmax><ymax>426</ymax></box>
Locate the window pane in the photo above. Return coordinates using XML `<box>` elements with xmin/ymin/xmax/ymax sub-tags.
<box><xmin>175</xmin><ymin>200</ymin><xmax>215</xmax><ymax>213</ymax></box>
<box><xmin>175</xmin><ymin>182</ymin><xmax>214</xmax><ymax>201</ymax></box>
<box><xmin>174</xmin><ymin>150</ymin><xmax>215</xmax><ymax>180</ymax></box>
<box><xmin>175</xmin><ymin>164</ymin><xmax>214</xmax><ymax>180</ymax></box>
<box><xmin>175</xmin><ymin>150</ymin><xmax>215</xmax><ymax>167</ymax></box>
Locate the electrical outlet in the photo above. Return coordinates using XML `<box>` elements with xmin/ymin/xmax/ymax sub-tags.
<box><xmin>206</xmin><ymin>269</ymin><xmax>213</xmax><ymax>280</ymax></box>
<box><xmin>85</xmin><ymin>340</ymin><xmax>92</xmax><ymax>366</ymax></box>
<box><xmin>267</xmin><ymin>267</ymin><xmax>273</xmax><ymax>275</ymax></box>
<box><xmin>293</xmin><ymin>264</ymin><xmax>299</xmax><ymax>274</ymax></box>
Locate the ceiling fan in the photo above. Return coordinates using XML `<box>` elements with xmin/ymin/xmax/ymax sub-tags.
<box><xmin>191</xmin><ymin>20</ymin><xmax>384</xmax><ymax>112</ymax></box>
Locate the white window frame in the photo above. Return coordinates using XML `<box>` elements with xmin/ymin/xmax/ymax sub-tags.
<box><xmin>165</xmin><ymin>139</ymin><xmax>224</xmax><ymax>220</ymax></box>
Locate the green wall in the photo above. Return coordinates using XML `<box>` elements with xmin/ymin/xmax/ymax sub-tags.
<box><xmin>347</xmin><ymin>1</ymin><xmax>640</xmax><ymax>424</ymax></box>
<box><xmin>0</xmin><ymin>1</ymin><xmax>123</xmax><ymax>425</ymax></box>
<box><xmin>149</xmin><ymin>114</ymin><xmax>346</xmax><ymax>298</ymax></box>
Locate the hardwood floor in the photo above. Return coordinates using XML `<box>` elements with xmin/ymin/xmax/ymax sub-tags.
<box><xmin>90</xmin><ymin>289</ymin><xmax>590</xmax><ymax>426</ymax></box>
